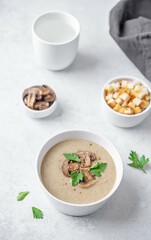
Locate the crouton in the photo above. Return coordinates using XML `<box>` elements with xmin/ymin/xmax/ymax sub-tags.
<box><xmin>111</xmin><ymin>82</ymin><xmax>120</xmax><ymax>92</ymax></box>
<box><xmin>121</xmin><ymin>80</ymin><xmax>128</xmax><ymax>88</ymax></box>
<box><xmin>115</xmin><ymin>98</ymin><xmax>123</xmax><ymax>105</ymax></box>
<box><xmin>130</xmin><ymin>90</ymin><xmax>137</xmax><ymax>98</ymax></box>
<box><xmin>128</xmin><ymin>101</ymin><xmax>136</xmax><ymax>109</ymax></box>
<box><xmin>122</xmin><ymin>101</ymin><xmax>128</xmax><ymax>107</ymax></box>
<box><xmin>134</xmin><ymin>107</ymin><xmax>142</xmax><ymax>114</ymax></box>
<box><xmin>134</xmin><ymin>85</ymin><xmax>142</xmax><ymax>92</ymax></box>
<box><xmin>137</xmin><ymin>91</ymin><xmax>147</xmax><ymax>99</ymax></box>
<box><xmin>119</xmin><ymin>93</ymin><xmax>130</xmax><ymax>101</ymax></box>
<box><xmin>105</xmin><ymin>93</ymin><xmax>113</xmax><ymax>101</ymax></box>
<box><xmin>140</xmin><ymin>100</ymin><xmax>150</xmax><ymax>109</ymax></box>
<box><xmin>105</xmin><ymin>84</ymin><xmax>113</xmax><ymax>93</ymax></box>
<box><xmin>124</xmin><ymin>107</ymin><xmax>134</xmax><ymax>115</ymax></box>
<box><xmin>132</xmin><ymin>98</ymin><xmax>142</xmax><ymax>106</ymax></box>
<box><xmin>127</xmin><ymin>82</ymin><xmax>136</xmax><ymax>89</ymax></box>
<box><xmin>113</xmin><ymin>92</ymin><xmax>119</xmax><ymax>99</ymax></box>
<box><xmin>145</xmin><ymin>94</ymin><xmax>151</xmax><ymax>101</ymax></box>
<box><xmin>142</xmin><ymin>87</ymin><xmax>148</xmax><ymax>95</ymax></box>
<box><xmin>113</xmin><ymin>104</ymin><xmax>121</xmax><ymax>112</ymax></box>
<box><xmin>107</xmin><ymin>98</ymin><xmax>116</xmax><ymax>108</ymax></box>
<box><xmin>119</xmin><ymin>107</ymin><xmax>125</xmax><ymax>113</ymax></box>
<box><xmin>119</xmin><ymin>88</ymin><xmax>127</xmax><ymax>94</ymax></box>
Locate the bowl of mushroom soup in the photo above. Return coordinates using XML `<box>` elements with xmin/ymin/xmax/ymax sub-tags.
<box><xmin>36</xmin><ymin>130</ymin><xmax>123</xmax><ymax>216</ymax></box>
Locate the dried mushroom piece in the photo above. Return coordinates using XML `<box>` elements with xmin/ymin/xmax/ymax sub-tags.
<box><xmin>62</xmin><ymin>160</ymin><xmax>80</xmax><ymax>177</ymax></box>
<box><xmin>79</xmin><ymin>179</ymin><xmax>96</xmax><ymax>188</ymax></box>
<box><xmin>44</xmin><ymin>94</ymin><xmax>56</xmax><ymax>103</ymax></box>
<box><xmin>23</xmin><ymin>85</ymin><xmax>56</xmax><ymax>111</ymax></box>
<box><xmin>79</xmin><ymin>170</ymin><xmax>96</xmax><ymax>188</ymax></box>
<box><xmin>82</xmin><ymin>170</ymin><xmax>95</xmax><ymax>182</ymax></box>
<box><xmin>41</xmin><ymin>85</ymin><xmax>51</xmax><ymax>96</ymax></box>
<box><xmin>26</xmin><ymin>94</ymin><xmax>36</xmax><ymax>109</ymax></box>
<box><xmin>78</xmin><ymin>151</ymin><xmax>96</xmax><ymax>161</ymax></box>
<box><xmin>23</xmin><ymin>87</ymin><xmax>42</xmax><ymax>101</ymax></box>
<box><xmin>34</xmin><ymin>101</ymin><xmax>49</xmax><ymax>110</ymax></box>
<box><xmin>68</xmin><ymin>162</ymin><xmax>80</xmax><ymax>172</ymax></box>
<box><xmin>62</xmin><ymin>160</ymin><xmax>69</xmax><ymax>177</ymax></box>
<box><xmin>78</xmin><ymin>151</ymin><xmax>96</xmax><ymax>168</ymax></box>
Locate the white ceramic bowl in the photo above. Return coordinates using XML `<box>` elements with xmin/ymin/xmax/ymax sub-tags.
<box><xmin>22</xmin><ymin>86</ymin><xmax>57</xmax><ymax>118</ymax></box>
<box><xmin>36</xmin><ymin>130</ymin><xmax>123</xmax><ymax>216</ymax></box>
<box><xmin>101</xmin><ymin>76</ymin><xmax>151</xmax><ymax>128</ymax></box>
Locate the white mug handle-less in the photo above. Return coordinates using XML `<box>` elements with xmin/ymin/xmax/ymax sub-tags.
<box><xmin>32</xmin><ymin>11</ymin><xmax>80</xmax><ymax>70</ymax></box>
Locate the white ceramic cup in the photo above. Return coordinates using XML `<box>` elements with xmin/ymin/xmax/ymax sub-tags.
<box><xmin>36</xmin><ymin>130</ymin><xmax>123</xmax><ymax>216</ymax></box>
<box><xmin>32</xmin><ymin>11</ymin><xmax>80</xmax><ymax>70</ymax></box>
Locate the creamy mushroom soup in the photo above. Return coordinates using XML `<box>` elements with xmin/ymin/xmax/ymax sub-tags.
<box><xmin>41</xmin><ymin>139</ymin><xmax>116</xmax><ymax>204</ymax></box>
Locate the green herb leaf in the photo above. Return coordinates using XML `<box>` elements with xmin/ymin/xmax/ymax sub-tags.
<box><xmin>64</xmin><ymin>153</ymin><xmax>81</xmax><ymax>162</ymax></box>
<box><xmin>128</xmin><ymin>151</ymin><xmax>150</xmax><ymax>173</ymax></box>
<box><xmin>70</xmin><ymin>172</ymin><xmax>83</xmax><ymax>186</ymax></box>
<box><xmin>90</xmin><ymin>162</ymin><xmax>107</xmax><ymax>176</ymax></box>
<box><xmin>17</xmin><ymin>191</ymin><xmax>29</xmax><ymax>201</ymax></box>
<box><xmin>32</xmin><ymin>207</ymin><xmax>43</xmax><ymax>219</ymax></box>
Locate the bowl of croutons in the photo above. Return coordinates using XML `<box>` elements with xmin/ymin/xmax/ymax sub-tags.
<box><xmin>101</xmin><ymin>76</ymin><xmax>151</xmax><ymax>127</ymax></box>
<box><xmin>22</xmin><ymin>85</ymin><xmax>57</xmax><ymax>118</ymax></box>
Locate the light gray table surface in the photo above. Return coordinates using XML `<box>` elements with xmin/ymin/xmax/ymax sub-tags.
<box><xmin>0</xmin><ymin>0</ymin><xmax>151</xmax><ymax>239</ymax></box>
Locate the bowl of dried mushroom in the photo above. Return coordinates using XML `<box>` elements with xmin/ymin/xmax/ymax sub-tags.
<box><xmin>22</xmin><ymin>85</ymin><xmax>57</xmax><ymax>118</ymax></box>
<box><xmin>101</xmin><ymin>76</ymin><xmax>151</xmax><ymax>128</ymax></box>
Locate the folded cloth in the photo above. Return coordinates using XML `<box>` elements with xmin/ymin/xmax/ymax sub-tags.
<box><xmin>109</xmin><ymin>0</ymin><xmax>151</xmax><ymax>81</ymax></box>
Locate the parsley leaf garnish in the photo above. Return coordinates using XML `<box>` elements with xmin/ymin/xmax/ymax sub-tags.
<box><xmin>17</xmin><ymin>192</ymin><xmax>29</xmax><ymax>201</ymax></box>
<box><xmin>128</xmin><ymin>151</ymin><xmax>150</xmax><ymax>173</ymax></box>
<box><xmin>32</xmin><ymin>207</ymin><xmax>43</xmax><ymax>219</ymax></box>
<box><xmin>70</xmin><ymin>172</ymin><xmax>84</xmax><ymax>186</ymax></box>
<box><xmin>90</xmin><ymin>162</ymin><xmax>107</xmax><ymax>176</ymax></box>
<box><xmin>64</xmin><ymin>153</ymin><xmax>81</xmax><ymax>162</ymax></box>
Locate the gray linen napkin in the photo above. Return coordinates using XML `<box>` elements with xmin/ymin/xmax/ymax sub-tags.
<box><xmin>109</xmin><ymin>0</ymin><xmax>151</xmax><ymax>81</ymax></box>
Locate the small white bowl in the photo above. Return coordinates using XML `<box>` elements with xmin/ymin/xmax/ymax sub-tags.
<box><xmin>22</xmin><ymin>86</ymin><xmax>57</xmax><ymax>118</ymax></box>
<box><xmin>101</xmin><ymin>76</ymin><xmax>151</xmax><ymax>128</ymax></box>
<box><xmin>36</xmin><ymin>130</ymin><xmax>123</xmax><ymax>216</ymax></box>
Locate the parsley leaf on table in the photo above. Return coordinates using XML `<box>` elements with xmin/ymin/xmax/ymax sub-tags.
<box><xmin>17</xmin><ymin>192</ymin><xmax>29</xmax><ymax>201</ymax></box>
<box><xmin>90</xmin><ymin>162</ymin><xmax>107</xmax><ymax>176</ymax></box>
<box><xmin>128</xmin><ymin>151</ymin><xmax>150</xmax><ymax>173</ymax></box>
<box><xmin>32</xmin><ymin>207</ymin><xmax>43</xmax><ymax>219</ymax></box>
<box><xmin>70</xmin><ymin>172</ymin><xmax>84</xmax><ymax>186</ymax></box>
<box><xmin>64</xmin><ymin>153</ymin><xmax>81</xmax><ymax>162</ymax></box>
